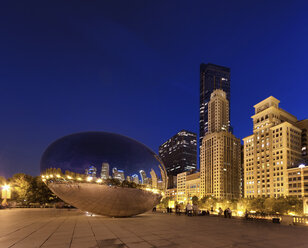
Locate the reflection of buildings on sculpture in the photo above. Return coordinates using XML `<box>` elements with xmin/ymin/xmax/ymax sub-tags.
<box><xmin>112</xmin><ymin>168</ymin><xmax>125</xmax><ymax>181</ymax></box>
<box><xmin>177</xmin><ymin>171</ymin><xmax>200</xmax><ymax>203</ymax></box>
<box><xmin>131</xmin><ymin>174</ymin><xmax>139</xmax><ymax>184</ymax></box>
<box><xmin>139</xmin><ymin>170</ymin><xmax>147</xmax><ymax>184</ymax></box>
<box><xmin>85</xmin><ymin>165</ymin><xmax>97</xmax><ymax>178</ymax></box>
<box><xmin>126</xmin><ymin>176</ymin><xmax>131</xmax><ymax>182</ymax></box>
<box><xmin>101</xmin><ymin>163</ymin><xmax>110</xmax><ymax>180</ymax></box>
<box><xmin>150</xmin><ymin>169</ymin><xmax>157</xmax><ymax>188</ymax></box>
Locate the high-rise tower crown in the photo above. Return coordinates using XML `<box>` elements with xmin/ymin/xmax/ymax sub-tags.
<box><xmin>208</xmin><ymin>89</ymin><xmax>229</xmax><ymax>134</ymax></box>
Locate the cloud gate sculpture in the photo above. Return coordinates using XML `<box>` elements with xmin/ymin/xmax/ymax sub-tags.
<box><xmin>40</xmin><ymin>132</ymin><xmax>167</xmax><ymax>217</ymax></box>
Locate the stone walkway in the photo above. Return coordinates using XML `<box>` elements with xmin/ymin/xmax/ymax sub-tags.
<box><xmin>0</xmin><ymin>209</ymin><xmax>307</xmax><ymax>248</ymax></box>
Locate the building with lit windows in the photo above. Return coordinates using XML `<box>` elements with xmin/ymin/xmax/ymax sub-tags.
<box><xmin>112</xmin><ymin>167</ymin><xmax>125</xmax><ymax>181</ymax></box>
<box><xmin>287</xmin><ymin>164</ymin><xmax>308</xmax><ymax>198</ymax></box>
<box><xmin>243</xmin><ymin>96</ymin><xmax>303</xmax><ymax>198</ymax></box>
<box><xmin>100</xmin><ymin>163</ymin><xmax>110</xmax><ymax>180</ymax></box>
<box><xmin>296</xmin><ymin>119</ymin><xmax>308</xmax><ymax>160</ymax></box>
<box><xmin>177</xmin><ymin>171</ymin><xmax>200</xmax><ymax>203</ymax></box>
<box><xmin>200</xmin><ymin>63</ymin><xmax>231</xmax><ymax>147</ymax></box>
<box><xmin>85</xmin><ymin>165</ymin><xmax>97</xmax><ymax>178</ymax></box>
<box><xmin>139</xmin><ymin>170</ymin><xmax>147</xmax><ymax>184</ymax></box>
<box><xmin>200</xmin><ymin>89</ymin><xmax>241</xmax><ymax>199</ymax></box>
<box><xmin>159</xmin><ymin>130</ymin><xmax>197</xmax><ymax>188</ymax></box>
<box><xmin>165</xmin><ymin>188</ymin><xmax>177</xmax><ymax>201</ymax></box>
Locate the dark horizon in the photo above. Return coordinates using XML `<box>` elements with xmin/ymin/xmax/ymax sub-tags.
<box><xmin>0</xmin><ymin>1</ymin><xmax>308</xmax><ymax>178</ymax></box>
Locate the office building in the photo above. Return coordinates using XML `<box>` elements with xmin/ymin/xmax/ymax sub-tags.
<box><xmin>100</xmin><ymin>163</ymin><xmax>110</xmax><ymax>180</ymax></box>
<box><xmin>200</xmin><ymin>63</ymin><xmax>231</xmax><ymax>146</ymax></box>
<box><xmin>131</xmin><ymin>174</ymin><xmax>139</xmax><ymax>184</ymax></box>
<box><xmin>243</xmin><ymin>96</ymin><xmax>302</xmax><ymax>198</ymax></box>
<box><xmin>296</xmin><ymin>119</ymin><xmax>308</xmax><ymax>160</ymax></box>
<box><xmin>287</xmin><ymin>164</ymin><xmax>308</xmax><ymax>198</ymax></box>
<box><xmin>112</xmin><ymin>167</ymin><xmax>125</xmax><ymax>181</ymax></box>
<box><xmin>85</xmin><ymin>165</ymin><xmax>97</xmax><ymax>178</ymax></box>
<box><xmin>200</xmin><ymin>89</ymin><xmax>241</xmax><ymax>199</ymax></box>
<box><xmin>139</xmin><ymin>170</ymin><xmax>147</xmax><ymax>184</ymax></box>
<box><xmin>159</xmin><ymin>130</ymin><xmax>197</xmax><ymax>188</ymax></box>
<box><xmin>177</xmin><ymin>171</ymin><xmax>200</xmax><ymax>203</ymax></box>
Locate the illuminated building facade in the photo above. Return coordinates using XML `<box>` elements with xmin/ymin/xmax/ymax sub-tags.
<box><xmin>112</xmin><ymin>167</ymin><xmax>125</xmax><ymax>181</ymax></box>
<box><xmin>100</xmin><ymin>163</ymin><xmax>110</xmax><ymax>180</ymax></box>
<box><xmin>132</xmin><ymin>174</ymin><xmax>139</xmax><ymax>184</ymax></box>
<box><xmin>165</xmin><ymin>188</ymin><xmax>177</xmax><ymax>201</ymax></box>
<box><xmin>287</xmin><ymin>165</ymin><xmax>308</xmax><ymax>198</ymax></box>
<box><xmin>177</xmin><ymin>171</ymin><xmax>200</xmax><ymax>203</ymax></box>
<box><xmin>296</xmin><ymin>119</ymin><xmax>308</xmax><ymax>160</ymax></box>
<box><xmin>200</xmin><ymin>63</ymin><xmax>231</xmax><ymax>147</ymax></box>
<box><xmin>139</xmin><ymin>170</ymin><xmax>147</xmax><ymax>184</ymax></box>
<box><xmin>243</xmin><ymin>96</ymin><xmax>302</xmax><ymax>198</ymax></box>
<box><xmin>159</xmin><ymin>130</ymin><xmax>197</xmax><ymax>188</ymax></box>
<box><xmin>85</xmin><ymin>165</ymin><xmax>97</xmax><ymax>178</ymax></box>
<box><xmin>200</xmin><ymin>89</ymin><xmax>241</xmax><ymax>199</ymax></box>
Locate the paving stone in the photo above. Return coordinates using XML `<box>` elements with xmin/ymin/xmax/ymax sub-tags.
<box><xmin>0</xmin><ymin>209</ymin><xmax>307</xmax><ymax>248</ymax></box>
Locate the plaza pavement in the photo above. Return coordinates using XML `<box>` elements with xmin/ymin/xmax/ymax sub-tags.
<box><xmin>0</xmin><ymin>209</ymin><xmax>307</xmax><ymax>248</ymax></box>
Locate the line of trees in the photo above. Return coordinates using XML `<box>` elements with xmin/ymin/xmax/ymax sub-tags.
<box><xmin>158</xmin><ymin>195</ymin><xmax>304</xmax><ymax>215</ymax></box>
<box><xmin>1</xmin><ymin>173</ymin><xmax>60</xmax><ymax>206</ymax></box>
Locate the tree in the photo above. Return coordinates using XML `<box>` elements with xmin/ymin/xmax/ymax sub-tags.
<box><xmin>9</xmin><ymin>173</ymin><xmax>33</xmax><ymax>204</ymax></box>
<box><xmin>192</xmin><ymin>196</ymin><xmax>199</xmax><ymax>205</ymax></box>
<box><xmin>0</xmin><ymin>176</ymin><xmax>6</xmax><ymax>186</ymax></box>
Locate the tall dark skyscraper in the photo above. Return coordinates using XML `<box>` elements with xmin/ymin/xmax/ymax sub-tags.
<box><xmin>159</xmin><ymin>130</ymin><xmax>197</xmax><ymax>188</ymax></box>
<box><xmin>200</xmin><ymin>63</ymin><xmax>231</xmax><ymax>145</ymax></box>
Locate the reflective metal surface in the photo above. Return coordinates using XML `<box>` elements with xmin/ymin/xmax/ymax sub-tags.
<box><xmin>40</xmin><ymin>132</ymin><xmax>166</xmax><ymax>217</ymax></box>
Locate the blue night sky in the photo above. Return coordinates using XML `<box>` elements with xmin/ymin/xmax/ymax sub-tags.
<box><xmin>0</xmin><ymin>1</ymin><xmax>307</xmax><ymax>177</ymax></box>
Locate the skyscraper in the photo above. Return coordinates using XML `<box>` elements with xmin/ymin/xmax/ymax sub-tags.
<box><xmin>131</xmin><ymin>174</ymin><xmax>139</xmax><ymax>184</ymax></box>
<box><xmin>100</xmin><ymin>162</ymin><xmax>110</xmax><ymax>180</ymax></box>
<box><xmin>85</xmin><ymin>165</ymin><xmax>97</xmax><ymax>178</ymax></box>
<box><xmin>139</xmin><ymin>170</ymin><xmax>147</xmax><ymax>184</ymax></box>
<box><xmin>200</xmin><ymin>89</ymin><xmax>241</xmax><ymax>199</ymax></box>
<box><xmin>159</xmin><ymin>130</ymin><xmax>197</xmax><ymax>188</ymax></box>
<box><xmin>200</xmin><ymin>63</ymin><xmax>231</xmax><ymax>145</ymax></box>
<box><xmin>112</xmin><ymin>167</ymin><xmax>125</xmax><ymax>181</ymax></box>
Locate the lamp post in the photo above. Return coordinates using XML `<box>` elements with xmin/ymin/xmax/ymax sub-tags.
<box><xmin>1</xmin><ymin>184</ymin><xmax>11</xmax><ymax>207</ymax></box>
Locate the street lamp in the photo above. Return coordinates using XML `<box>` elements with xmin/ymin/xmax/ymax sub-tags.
<box><xmin>1</xmin><ymin>184</ymin><xmax>11</xmax><ymax>207</ymax></box>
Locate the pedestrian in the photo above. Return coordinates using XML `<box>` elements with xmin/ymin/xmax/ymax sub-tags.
<box><xmin>227</xmin><ymin>208</ymin><xmax>232</xmax><ymax>218</ymax></box>
<box><xmin>193</xmin><ymin>203</ymin><xmax>198</xmax><ymax>216</ymax></box>
<box><xmin>152</xmin><ymin>206</ymin><xmax>156</xmax><ymax>213</ymax></box>
<box><xmin>186</xmin><ymin>203</ymin><xmax>193</xmax><ymax>216</ymax></box>
<box><xmin>224</xmin><ymin>209</ymin><xmax>227</xmax><ymax>218</ymax></box>
<box><xmin>218</xmin><ymin>207</ymin><xmax>223</xmax><ymax>216</ymax></box>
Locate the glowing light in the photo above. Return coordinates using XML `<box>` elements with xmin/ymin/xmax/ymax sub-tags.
<box><xmin>41</xmin><ymin>175</ymin><xmax>45</xmax><ymax>179</ymax></box>
<box><xmin>49</xmin><ymin>174</ymin><xmax>54</xmax><ymax>178</ymax></box>
<box><xmin>250</xmin><ymin>210</ymin><xmax>256</xmax><ymax>213</ymax></box>
<box><xmin>288</xmin><ymin>212</ymin><xmax>296</xmax><ymax>216</ymax></box>
<box><xmin>87</xmin><ymin>177</ymin><xmax>93</xmax><ymax>182</ymax></box>
<box><xmin>56</xmin><ymin>174</ymin><xmax>61</xmax><ymax>178</ymax></box>
<box><xmin>299</xmin><ymin>164</ymin><xmax>305</xmax><ymax>169</ymax></box>
<box><xmin>77</xmin><ymin>177</ymin><xmax>82</xmax><ymax>181</ymax></box>
<box><xmin>96</xmin><ymin>179</ymin><xmax>102</xmax><ymax>183</ymax></box>
<box><xmin>237</xmin><ymin>211</ymin><xmax>244</xmax><ymax>216</ymax></box>
<box><xmin>42</xmin><ymin>179</ymin><xmax>46</xmax><ymax>182</ymax></box>
<box><xmin>2</xmin><ymin>184</ymin><xmax>10</xmax><ymax>190</ymax></box>
<box><xmin>67</xmin><ymin>176</ymin><xmax>72</xmax><ymax>179</ymax></box>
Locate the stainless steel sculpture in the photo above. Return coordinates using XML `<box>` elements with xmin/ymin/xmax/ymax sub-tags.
<box><xmin>40</xmin><ymin>132</ymin><xmax>167</xmax><ymax>217</ymax></box>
